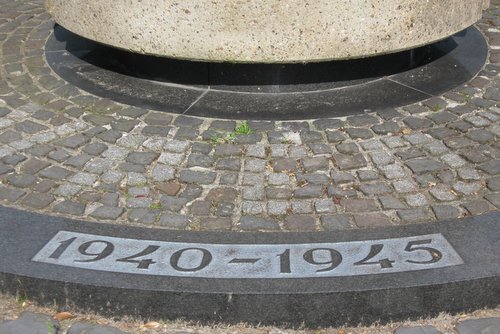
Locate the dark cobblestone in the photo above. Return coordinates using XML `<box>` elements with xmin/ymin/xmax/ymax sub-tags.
<box><xmin>239</xmin><ymin>216</ymin><xmax>280</xmax><ymax>231</ymax></box>
<box><xmin>284</xmin><ymin>215</ymin><xmax>316</xmax><ymax>231</ymax></box>
<box><xmin>53</xmin><ymin>200</ymin><xmax>85</xmax><ymax>215</ymax></box>
<box><xmin>353</xmin><ymin>213</ymin><xmax>392</xmax><ymax>228</ymax></box>
<box><xmin>21</xmin><ymin>192</ymin><xmax>54</xmax><ymax>209</ymax></box>
<box><xmin>179</xmin><ymin>170</ymin><xmax>217</xmax><ymax>184</ymax></box>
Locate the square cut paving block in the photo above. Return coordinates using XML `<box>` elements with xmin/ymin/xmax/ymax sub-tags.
<box><xmin>394</xmin><ymin>326</ymin><xmax>440</xmax><ymax>334</ymax></box>
<box><xmin>0</xmin><ymin>311</ymin><xmax>59</xmax><ymax>334</ymax></box>
<box><xmin>456</xmin><ymin>317</ymin><xmax>500</xmax><ymax>334</ymax></box>
<box><xmin>0</xmin><ymin>207</ymin><xmax>498</xmax><ymax>327</ymax></box>
<box><xmin>68</xmin><ymin>322</ymin><xmax>129</xmax><ymax>334</ymax></box>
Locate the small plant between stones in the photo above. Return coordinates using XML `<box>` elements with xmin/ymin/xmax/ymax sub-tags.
<box><xmin>211</xmin><ymin>121</ymin><xmax>253</xmax><ymax>144</ymax></box>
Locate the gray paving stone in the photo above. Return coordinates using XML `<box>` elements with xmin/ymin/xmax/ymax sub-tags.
<box><xmin>180</xmin><ymin>185</ymin><xmax>203</xmax><ymax>199</ymax></box>
<box><xmin>0</xmin><ymin>185</ymin><xmax>25</xmax><ymax>202</ymax></box>
<box><xmin>62</xmin><ymin>154</ymin><xmax>90</xmax><ymax>169</ymax></box>
<box><xmin>393</xmin><ymin>180</ymin><xmax>417</xmax><ymax>193</ymax></box>
<box><xmin>220</xmin><ymin>172</ymin><xmax>238</xmax><ymax>185</ymax></box>
<box><xmin>21</xmin><ymin>192</ymin><xmax>54</xmax><ymax>209</ymax></box>
<box><xmin>268</xmin><ymin>173</ymin><xmax>290</xmax><ymax>186</ymax></box>
<box><xmin>289</xmin><ymin>146</ymin><xmax>308</xmax><ymax>158</ymax></box>
<box><xmin>302</xmin><ymin>157</ymin><xmax>329</xmax><ymax>172</ymax></box>
<box><xmin>432</xmin><ymin>205</ymin><xmax>461</xmax><ymax>220</ymax></box>
<box><xmin>14</xmin><ymin>120</ymin><xmax>48</xmax><ymax>134</ymax></box>
<box><xmin>101</xmin><ymin>193</ymin><xmax>120</xmax><ymax>206</ymax></box>
<box><xmin>267</xmin><ymin>187</ymin><xmax>293</xmax><ymax>200</ymax></box>
<box><xmin>242</xmin><ymin>201</ymin><xmax>265</xmax><ymax>215</ymax></box>
<box><xmin>353</xmin><ymin>213</ymin><xmax>392</xmax><ymax>228</ymax></box>
<box><xmin>370</xmin><ymin>151</ymin><xmax>394</xmax><ymax>166</ymax></box>
<box><xmin>216</xmin><ymin>158</ymin><xmax>241</xmax><ymax>171</ymax></box>
<box><xmin>284</xmin><ymin>215</ymin><xmax>316</xmax><ymax>231</ymax></box>
<box><xmin>214</xmin><ymin>144</ymin><xmax>243</xmax><ymax>156</ymax></box>
<box><xmin>144</xmin><ymin>112</ymin><xmax>173</xmax><ymax>126</ymax></box>
<box><xmin>394</xmin><ymin>325</ymin><xmax>440</xmax><ymax>334</ymax></box>
<box><xmin>160</xmin><ymin>196</ymin><xmax>189</xmax><ymax>212</ymax></box>
<box><xmin>47</xmin><ymin>148</ymin><xmax>70</xmax><ymax>162</ymax></box>
<box><xmin>333</xmin><ymin>153</ymin><xmax>367</xmax><ymax>170</ymax></box>
<box><xmin>403</xmin><ymin>116</ymin><xmax>433</xmax><ymax>129</ymax></box>
<box><xmin>405</xmin><ymin>158</ymin><xmax>445</xmax><ymax>174</ymax></box>
<box><xmin>0</xmin><ymin>311</ymin><xmax>60</xmax><ymax>334</ymax></box>
<box><xmin>2</xmin><ymin>154</ymin><xmax>26</xmax><ymax>166</ymax></box>
<box><xmin>111</xmin><ymin>119</ymin><xmax>139</xmax><ymax>132</ymax></box>
<box><xmin>300</xmin><ymin>130</ymin><xmax>323</xmax><ymax>143</ymax></box>
<box><xmin>426</xmin><ymin>127</ymin><xmax>459</xmax><ymax>140</ymax></box>
<box><xmin>345</xmin><ymin>127</ymin><xmax>373</xmax><ymax>139</ymax></box>
<box><xmin>174</xmin><ymin>115</ymin><xmax>203</xmax><ymax>127</ymax></box>
<box><xmin>456</xmin><ymin>317</ymin><xmax>500</xmax><ymax>334</ymax></box>
<box><xmin>39</xmin><ymin>166</ymin><xmax>72</xmax><ymax>180</ymax></box>
<box><xmin>427</xmin><ymin>111</ymin><xmax>457</xmax><ymax>125</ymax></box>
<box><xmin>127</xmin><ymin>208</ymin><xmax>159</xmax><ymax>224</ymax></box>
<box><xmin>313</xmin><ymin>118</ymin><xmax>344</xmax><ymax>130</ymax></box>
<box><xmin>371</xmin><ymin>121</ymin><xmax>401</xmax><ymax>135</ymax></box>
<box><xmin>405</xmin><ymin>193</ymin><xmax>428</xmax><ymax>207</ymax></box>
<box><xmin>6</xmin><ymin>174</ymin><xmax>36</xmax><ymax>188</ymax></box>
<box><xmin>381</xmin><ymin>164</ymin><xmax>406</xmax><ymax>179</ymax></box>
<box><xmin>397</xmin><ymin>208</ymin><xmax>434</xmax><ymax>223</ymax></box>
<box><xmin>357</xmin><ymin>170</ymin><xmax>379</xmax><ymax>181</ymax></box>
<box><xmin>330</xmin><ymin>171</ymin><xmax>355</xmax><ymax>184</ymax></box>
<box><xmin>325</xmin><ymin>130</ymin><xmax>346</xmax><ymax>143</ymax></box>
<box><xmin>157</xmin><ymin>214</ymin><xmax>188</xmax><ymax>229</ymax></box>
<box><xmin>453</xmin><ymin>181</ymin><xmax>481</xmax><ymax>195</ymax></box>
<box><xmin>429</xmin><ymin>185</ymin><xmax>457</xmax><ymax>201</ymax></box>
<box><xmin>396</xmin><ymin>147</ymin><xmax>425</xmax><ymax>161</ymax></box>
<box><xmin>342</xmin><ymin>198</ymin><xmax>378</xmax><ymax>212</ymax></box>
<box><xmin>336</xmin><ymin>142</ymin><xmax>359</xmax><ymax>154</ymax></box>
<box><xmin>273</xmin><ymin>158</ymin><xmax>297</xmax><ymax>172</ymax></box>
<box><xmin>199</xmin><ymin>217</ymin><xmax>232</xmax><ymax>231</ymax></box>
<box><xmin>479</xmin><ymin>159</ymin><xmax>500</xmax><ymax>175</ymax></box>
<box><xmin>314</xmin><ymin>199</ymin><xmax>337</xmax><ymax>213</ymax></box>
<box><xmin>244</xmin><ymin>158</ymin><xmax>266</xmax><ymax>172</ymax></box>
<box><xmin>0</xmin><ymin>129</ymin><xmax>21</xmax><ymax>143</ymax></box>
<box><xmin>347</xmin><ymin>114</ymin><xmax>379</xmax><ymax>126</ymax></box>
<box><xmin>68</xmin><ymin>321</ymin><xmax>129</xmax><ymax>334</ymax></box>
<box><xmin>291</xmin><ymin>200</ymin><xmax>313</xmax><ymax>214</ymax></box>
<box><xmin>141</xmin><ymin>126</ymin><xmax>170</xmax><ymax>137</ymax></box>
<box><xmin>53</xmin><ymin>200</ymin><xmax>85</xmax><ymax>215</ymax></box>
<box><xmin>242</xmin><ymin>173</ymin><xmax>265</xmax><ymax>186</ymax></box>
<box><xmin>379</xmin><ymin>195</ymin><xmax>407</xmax><ymax>209</ymax></box>
<box><xmin>239</xmin><ymin>216</ymin><xmax>280</xmax><ymax>231</ymax></box>
<box><xmin>321</xmin><ymin>214</ymin><xmax>352</xmax><ymax>230</ymax></box>
<box><xmin>90</xmin><ymin>206</ymin><xmax>125</xmax><ymax>220</ymax></box>
<box><xmin>59</xmin><ymin>134</ymin><xmax>90</xmax><ymax>149</ymax></box>
<box><xmin>246</xmin><ymin>144</ymin><xmax>266</xmax><ymax>158</ymax></box>
<box><xmin>126</xmin><ymin>152</ymin><xmax>158</xmax><ymax>165</ymax></box>
<box><xmin>178</xmin><ymin>170</ymin><xmax>216</xmax><ymax>184</ymax></box>
<box><xmin>309</xmin><ymin>143</ymin><xmax>332</xmax><ymax>154</ymax></box>
<box><xmin>191</xmin><ymin>142</ymin><xmax>212</xmax><ymax>155</ymax></box>
<box><xmin>359</xmin><ymin>182</ymin><xmax>392</xmax><ymax>195</ymax></box>
<box><xmin>463</xmin><ymin>199</ymin><xmax>495</xmax><ymax>215</ymax></box>
<box><xmin>294</xmin><ymin>185</ymin><xmax>324</xmax><ymax>198</ymax></box>
<box><xmin>54</xmin><ymin>183</ymin><xmax>82</xmax><ymax>197</ymax></box>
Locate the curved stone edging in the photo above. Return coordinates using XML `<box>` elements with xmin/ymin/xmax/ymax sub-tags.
<box><xmin>45</xmin><ymin>26</ymin><xmax>488</xmax><ymax>120</ymax></box>
<box><xmin>0</xmin><ymin>206</ymin><xmax>498</xmax><ymax>327</ymax></box>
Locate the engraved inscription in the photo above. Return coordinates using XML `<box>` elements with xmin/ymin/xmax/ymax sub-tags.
<box><xmin>33</xmin><ymin>232</ymin><xmax>464</xmax><ymax>278</ymax></box>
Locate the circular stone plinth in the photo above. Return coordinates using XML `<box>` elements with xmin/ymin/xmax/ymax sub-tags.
<box><xmin>45</xmin><ymin>26</ymin><xmax>487</xmax><ymax>120</ymax></box>
<box><xmin>46</xmin><ymin>0</ymin><xmax>489</xmax><ymax>63</ymax></box>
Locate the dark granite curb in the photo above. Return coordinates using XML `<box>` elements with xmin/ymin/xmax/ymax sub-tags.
<box><xmin>0</xmin><ymin>206</ymin><xmax>498</xmax><ymax>327</ymax></box>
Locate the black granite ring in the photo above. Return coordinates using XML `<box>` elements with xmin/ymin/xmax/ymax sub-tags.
<box><xmin>45</xmin><ymin>26</ymin><xmax>488</xmax><ymax>120</ymax></box>
<box><xmin>1</xmin><ymin>206</ymin><xmax>498</xmax><ymax>327</ymax></box>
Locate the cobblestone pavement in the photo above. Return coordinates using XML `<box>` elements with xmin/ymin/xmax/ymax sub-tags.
<box><xmin>0</xmin><ymin>295</ymin><xmax>499</xmax><ymax>334</ymax></box>
<box><xmin>0</xmin><ymin>1</ymin><xmax>500</xmax><ymax>232</ymax></box>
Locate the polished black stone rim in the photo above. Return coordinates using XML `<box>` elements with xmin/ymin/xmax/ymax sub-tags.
<box><xmin>1</xmin><ymin>206</ymin><xmax>498</xmax><ymax>327</ymax></box>
<box><xmin>45</xmin><ymin>26</ymin><xmax>488</xmax><ymax>120</ymax></box>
